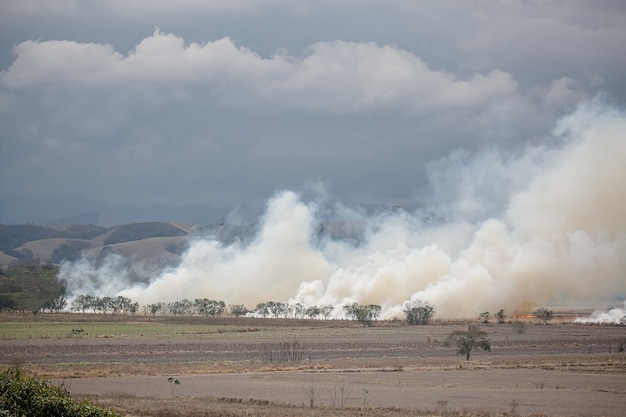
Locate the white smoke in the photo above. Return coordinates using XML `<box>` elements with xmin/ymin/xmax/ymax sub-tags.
<box><xmin>59</xmin><ymin>254</ymin><xmax>138</xmax><ymax>304</ymax></box>
<box><xmin>61</xmin><ymin>99</ymin><xmax>626</xmax><ymax>318</ymax></box>
<box><xmin>574</xmin><ymin>302</ymin><xmax>626</xmax><ymax>325</ymax></box>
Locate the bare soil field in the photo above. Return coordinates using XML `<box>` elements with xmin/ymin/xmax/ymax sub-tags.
<box><xmin>1</xmin><ymin>314</ymin><xmax>625</xmax><ymax>416</ymax></box>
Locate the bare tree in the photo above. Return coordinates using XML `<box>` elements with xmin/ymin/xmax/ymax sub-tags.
<box><xmin>305</xmin><ymin>383</ymin><xmax>319</xmax><ymax>408</ymax></box>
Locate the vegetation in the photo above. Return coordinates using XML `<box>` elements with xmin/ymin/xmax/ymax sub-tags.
<box><xmin>534</xmin><ymin>307</ymin><xmax>554</xmax><ymax>324</ymax></box>
<box><xmin>0</xmin><ymin>224</ymin><xmax>106</xmax><ymax>261</ymax></box>
<box><xmin>254</xmin><ymin>339</ymin><xmax>307</xmax><ymax>363</ymax></box>
<box><xmin>0</xmin><ymin>368</ymin><xmax>120</xmax><ymax>416</ymax></box>
<box><xmin>0</xmin><ymin>261</ymin><xmax>66</xmax><ymax>313</ymax></box>
<box><xmin>495</xmin><ymin>309</ymin><xmax>506</xmax><ymax>324</ymax></box>
<box><xmin>446</xmin><ymin>324</ymin><xmax>491</xmax><ymax>360</ymax></box>
<box><xmin>102</xmin><ymin>222</ymin><xmax>187</xmax><ymax>245</ymax></box>
<box><xmin>343</xmin><ymin>302</ymin><xmax>381</xmax><ymax>326</ymax></box>
<box><xmin>50</xmin><ymin>240</ymin><xmax>93</xmax><ymax>263</ymax></box>
<box><xmin>479</xmin><ymin>311</ymin><xmax>491</xmax><ymax>323</ymax></box>
<box><xmin>402</xmin><ymin>300</ymin><xmax>435</xmax><ymax>325</ymax></box>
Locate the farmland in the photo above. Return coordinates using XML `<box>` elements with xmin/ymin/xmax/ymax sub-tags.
<box><xmin>0</xmin><ymin>313</ymin><xmax>624</xmax><ymax>416</ymax></box>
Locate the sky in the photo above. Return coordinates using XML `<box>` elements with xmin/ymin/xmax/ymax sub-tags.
<box><xmin>1</xmin><ymin>1</ymin><xmax>625</xmax><ymax>224</ymax></box>
<box><xmin>2</xmin><ymin>1</ymin><xmax>625</xmax><ymax>318</ymax></box>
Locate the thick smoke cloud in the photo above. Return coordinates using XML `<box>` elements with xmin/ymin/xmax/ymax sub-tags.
<box><xmin>60</xmin><ymin>100</ymin><xmax>626</xmax><ymax>318</ymax></box>
<box><xmin>574</xmin><ymin>302</ymin><xmax>626</xmax><ymax>325</ymax></box>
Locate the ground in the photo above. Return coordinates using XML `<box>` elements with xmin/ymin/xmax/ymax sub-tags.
<box><xmin>0</xmin><ymin>314</ymin><xmax>624</xmax><ymax>416</ymax></box>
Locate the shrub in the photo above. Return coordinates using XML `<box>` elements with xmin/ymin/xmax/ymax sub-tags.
<box><xmin>0</xmin><ymin>368</ymin><xmax>120</xmax><ymax>417</ymax></box>
<box><xmin>254</xmin><ymin>339</ymin><xmax>307</xmax><ymax>363</ymax></box>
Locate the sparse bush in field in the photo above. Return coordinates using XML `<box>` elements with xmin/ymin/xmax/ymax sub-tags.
<box><xmin>510</xmin><ymin>399</ymin><xmax>520</xmax><ymax>416</ymax></box>
<box><xmin>436</xmin><ymin>399</ymin><xmax>448</xmax><ymax>414</ymax></box>
<box><xmin>254</xmin><ymin>339</ymin><xmax>306</xmax><ymax>363</ymax></box>
<box><xmin>479</xmin><ymin>312</ymin><xmax>491</xmax><ymax>323</ymax></box>
<box><xmin>534</xmin><ymin>307</ymin><xmax>554</xmax><ymax>324</ymax></box>
<box><xmin>0</xmin><ymin>368</ymin><xmax>120</xmax><ymax>416</ymax></box>
<box><xmin>71</xmin><ymin>328</ymin><xmax>87</xmax><ymax>336</ymax></box>
<box><xmin>512</xmin><ymin>320</ymin><xmax>527</xmax><ymax>334</ymax></box>
<box><xmin>167</xmin><ymin>377</ymin><xmax>181</xmax><ymax>397</ymax></box>
<box><xmin>328</xmin><ymin>383</ymin><xmax>352</xmax><ymax>408</ymax></box>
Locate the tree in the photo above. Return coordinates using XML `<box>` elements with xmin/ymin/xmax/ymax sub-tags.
<box><xmin>229</xmin><ymin>304</ymin><xmax>249</xmax><ymax>317</ymax></box>
<box><xmin>255</xmin><ymin>302</ymin><xmax>270</xmax><ymax>318</ymax></box>
<box><xmin>403</xmin><ymin>300</ymin><xmax>435</xmax><ymax>325</ymax></box>
<box><xmin>305</xmin><ymin>305</ymin><xmax>320</xmax><ymax>319</ymax></box>
<box><xmin>479</xmin><ymin>311</ymin><xmax>491</xmax><ymax>323</ymax></box>
<box><xmin>343</xmin><ymin>303</ymin><xmax>380</xmax><ymax>327</ymax></box>
<box><xmin>293</xmin><ymin>302</ymin><xmax>305</xmax><ymax>318</ymax></box>
<box><xmin>147</xmin><ymin>302</ymin><xmax>163</xmax><ymax>315</ymax></box>
<box><xmin>320</xmin><ymin>304</ymin><xmax>335</xmax><ymax>320</ymax></box>
<box><xmin>446</xmin><ymin>325</ymin><xmax>491</xmax><ymax>360</ymax></box>
<box><xmin>495</xmin><ymin>309</ymin><xmax>506</xmax><ymax>324</ymax></box>
<box><xmin>533</xmin><ymin>307</ymin><xmax>554</xmax><ymax>324</ymax></box>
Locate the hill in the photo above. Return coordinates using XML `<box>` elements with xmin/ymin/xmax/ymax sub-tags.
<box><xmin>0</xmin><ymin>222</ymin><xmax>192</xmax><ymax>266</ymax></box>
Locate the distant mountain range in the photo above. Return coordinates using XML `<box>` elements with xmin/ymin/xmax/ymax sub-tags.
<box><xmin>0</xmin><ymin>219</ymin><xmax>367</xmax><ymax>268</ymax></box>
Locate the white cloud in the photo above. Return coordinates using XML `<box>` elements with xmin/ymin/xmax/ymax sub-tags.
<box><xmin>1</xmin><ymin>31</ymin><xmax>520</xmax><ymax>115</ymax></box>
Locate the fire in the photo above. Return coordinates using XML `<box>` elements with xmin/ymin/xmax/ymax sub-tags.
<box><xmin>512</xmin><ymin>314</ymin><xmax>536</xmax><ymax>319</ymax></box>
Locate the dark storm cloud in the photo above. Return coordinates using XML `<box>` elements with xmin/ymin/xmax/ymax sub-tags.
<box><xmin>0</xmin><ymin>1</ymin><xmax>624</xmax><ymax>222</ymax></box>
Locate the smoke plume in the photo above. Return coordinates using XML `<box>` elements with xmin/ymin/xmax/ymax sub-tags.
<box><xmin>60</xmin><ymin>99</ymin><xmax>626</xmax><ymax>318</ymax></box>
<box><xmin>574</xmin><ymin>302</ymin><xmax>626</xmax><ymax>325</ymax></box>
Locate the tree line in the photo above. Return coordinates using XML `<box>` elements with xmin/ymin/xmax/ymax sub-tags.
<box><xmin>2</xmin><ymin>261</ymin><xmax>557</xmax><ymax>328</ymax></box>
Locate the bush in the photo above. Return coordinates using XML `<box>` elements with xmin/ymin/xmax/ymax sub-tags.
<box><xmin>403</xmin><ymin>300</ymin><xmax>435</xmax><ymax>325</ymax></box>
<box><xmin>0</xmin><ymin>368</ymin><xmax>120</xmax><ymax>417</ymax></box>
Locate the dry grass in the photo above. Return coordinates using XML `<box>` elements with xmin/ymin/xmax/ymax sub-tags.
<box><xmin>1</xmin><ymin>313</ymin><xmax>625</xmax><ymax>416</ymax></box>
<box><xmin>91</xmin><ymin>395</ymin><xmax>553</xmax><ymax>417</ymax></box>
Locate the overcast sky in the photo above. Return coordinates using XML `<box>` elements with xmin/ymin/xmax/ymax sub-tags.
<box><xmin>1</xmin><ymin>1</ymin><xmax>625</xmax><ymax>224</ymax></box>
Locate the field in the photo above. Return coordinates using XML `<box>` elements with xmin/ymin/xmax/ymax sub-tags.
<box><xmin>0</xmin><ymin>313</ymin><xmax>625</xmax><ymax>416</ymax></box>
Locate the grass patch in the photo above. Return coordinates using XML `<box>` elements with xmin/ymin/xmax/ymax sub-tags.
<box><xmin>0</xmin><ymin>321</ymin><xmax>262</xmax><ymax>340</ymax></box>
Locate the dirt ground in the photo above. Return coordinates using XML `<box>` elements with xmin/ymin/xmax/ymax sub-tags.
<box><xmin>1</xmin><ymin>316</ymin><xmax>625</xmax><ymax>416</ymax></box>
<box><xmin>65</xmin><ymin>365</ymin><xmax>626</xmax><ymax>416</ymax></box>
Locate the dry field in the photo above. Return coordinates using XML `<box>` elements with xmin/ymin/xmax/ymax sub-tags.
<box><xmin>1</xmin><ymin>313</ymin><xmax>625</xmax><ymax>416</ymax></box>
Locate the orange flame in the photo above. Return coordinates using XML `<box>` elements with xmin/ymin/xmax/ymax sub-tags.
<box><xmin>512</xmin><ymin>314</ymin><xmax>535</xmax><ymax>319</ymax></box>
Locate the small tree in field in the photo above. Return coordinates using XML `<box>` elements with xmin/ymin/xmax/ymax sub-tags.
<box><xmin>533</xmin><ymin>307</ymin><xmax>554</xmax><ymax>324</ymax></box>
<box><xmin>446</xmin><ymin>325</ymin><xmax>491</xmax><ymax>360</ymax></box>
<box><xmin>495</xmin><ymin>309</ymin><xmax>506</xmax><ymax>324</ymax></box>
<box><xmin>479</xmin><ymin>311</ymin><xmax>491</xmax><ymax>323</ymax></box>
